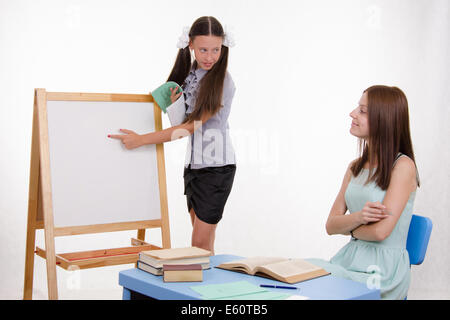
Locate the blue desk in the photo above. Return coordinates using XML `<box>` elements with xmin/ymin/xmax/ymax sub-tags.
<box><xmin>119</xmin><ymin>254</ymin><xmax>380</xmax><ymax>300</ymax></box>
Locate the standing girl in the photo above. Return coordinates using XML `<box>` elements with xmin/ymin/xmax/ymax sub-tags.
<box><xmin>109</xmin><ymin>16</ymin><xmax>236</xmax><ymax>254</ymax></box>
<box><xmin>307</xmin><ymin>85</ymin><xmax>420</xmax><ymax>299</ymax></box>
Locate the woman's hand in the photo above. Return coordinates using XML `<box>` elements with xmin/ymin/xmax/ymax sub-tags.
<box><xmin>108</xmin><ymin>129</ymin><xmax>143</xmax><ymax>150</ymax></box>
<box><xmin>357</xmin><ymin>201</ymin><xmax>390</xmax><ymax>225</ymax></box>
<box><xmin>169</xmin><ymin>86</ymin><xmax>182</xmax><ymax>103</ymax></box>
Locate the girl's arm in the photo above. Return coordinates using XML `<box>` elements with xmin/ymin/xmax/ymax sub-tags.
<box><xmin>109</xmin><ymin>86</ymin><xmax>212</xmax><ymax>148</ymax></box>
<box><xmin>143</xmin><ymin>111</ymin><xmax>212</xmax><ymax>145</ymax></box>
<box><xmin>351</xmin><ymin>157</ymin><xmax>417</xmax><ymax>241</ymax></box>
<box><xmin>109</xmin><ymin>111</ymin><xmax>212</xmax><ymax>149</ymax></box>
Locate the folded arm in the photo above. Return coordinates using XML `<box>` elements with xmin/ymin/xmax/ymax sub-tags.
<box><xmin>351</xmin><ymin>157</ymin><xmax>417</xmax><ymax>241</ymax></box>
<box><xmin>326</xmin><ymin>157</ymin><xmax>417</xmax><ymax>242</ymax></box>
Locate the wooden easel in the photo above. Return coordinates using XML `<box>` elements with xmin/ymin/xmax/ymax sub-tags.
<box><xmin>23</xmin><ymin>89</ymin><xmax>171</xmax><ymax>300</ymax></box>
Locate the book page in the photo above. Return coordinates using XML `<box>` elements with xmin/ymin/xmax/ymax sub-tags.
<box><xmin>260</xmin><ymin>259</ymin><xmax>322</xmax><ymax>278</ymax></box>
<box><xmin>220</xmin><ymin>257</ymin><xmax>287</xmax><ymax>274</ymax></box>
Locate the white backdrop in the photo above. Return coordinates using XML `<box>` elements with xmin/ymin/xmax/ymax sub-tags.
<box><xmin>1</xmin><ymin>0</ymin><xmax>449</xmax><ymax>299</ymax></box>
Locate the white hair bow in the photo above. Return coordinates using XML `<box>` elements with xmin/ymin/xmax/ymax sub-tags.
<box><xmin>223</xmin><ymin>25</ymin><xmax>236</xmax><ymax>48</ymax></box>
<box><xmin>176</xmin><ymin>26</ymin><xmax>190</xmax><ymax>49</ymax></box>
<box><xmin>176</xmin><ymin>25</ymin><xmax>236</xmax><ymax>49</ymax></box>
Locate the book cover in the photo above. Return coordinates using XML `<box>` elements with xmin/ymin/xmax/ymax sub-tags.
<box><xmin>163</xmin><ymin>264</ymin><xmax>203</xmax><ymax>282</ymax></box>
<box><xmin>137</xmin><ymin>260</ymin><xmax>163</xmax><ymax>276</ymax></box>
<box><xmin>139</xmin><ymin>247</ymin><xmax>211</xmax><ymax>268</ymax></box>
<box><xmin>163</xmin><ymin>264</ymin><xmax>202</xmax><ymax>271</ymax></box>
<box><xmin>141</xmin><ymin>247</ymin><xmax>211</xmax><ymax>260</ymax></box>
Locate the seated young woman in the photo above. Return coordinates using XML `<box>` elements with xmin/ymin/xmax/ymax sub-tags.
<box><xmin>307</xmin><ymin>85</ymin><xmax>420</xmax><ymax>300</ymax></box>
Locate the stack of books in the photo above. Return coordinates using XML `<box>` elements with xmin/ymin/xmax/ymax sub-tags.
<box><xmin>137</xmin><ymin>247</ymin><xmax>211</xmax><ymax>278</ymax></box>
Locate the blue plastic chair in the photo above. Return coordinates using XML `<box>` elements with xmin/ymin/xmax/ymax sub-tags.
<box><xmin>406</xmin><ymin>214</ymin><xmax>432</xmax><ymax>265</ymax></box>
<box><xmin>404</xmin><ymin>214</ymin><xmax>432</xmax><ymax>300</ymax></box>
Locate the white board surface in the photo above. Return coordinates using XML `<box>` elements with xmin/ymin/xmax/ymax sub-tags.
<box><xmin>46</xmin><ymin>100</ymin><xmax>161</xmax><ymax>228</ymax></box>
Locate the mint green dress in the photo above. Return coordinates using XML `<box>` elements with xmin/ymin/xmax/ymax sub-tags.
<box><xmin>307</xmin><ymin>158</ymin><xmax>416</xmax><ymax>300</ymax></box>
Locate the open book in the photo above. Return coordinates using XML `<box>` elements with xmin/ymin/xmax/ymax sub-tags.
<box><xmin>216</xmin><ymin>257</ymin><xmax>330</xmax><ymax>284</ymax></box>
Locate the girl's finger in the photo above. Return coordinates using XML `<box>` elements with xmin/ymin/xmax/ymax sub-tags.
<box><xmin>364</xmin><ymin>207</ymin><xmax>384</xmax><ymax>215</ymax></box>
<box><xmin>368</xmin><ymin>202</ymin><xmax>387</xmax><ymax>210</ymax></box>
<box><xmin>371</xmin><ymin>213</ymin><xmax>389</xmax><ymax>219</ymax></box>
<box><xmin>375</xmin><ymin>208</ymin><xmax>390</xmax><ymax>216</ymax></box>
<box><xmin>108</xmin><ymin>134</ymin><xmax>124</xmax><ymax>140</ymax></box>
<box><xmin>120</xmin><ymin>129</ymin><xmax>135</xmax><ymax>134</ymax></box>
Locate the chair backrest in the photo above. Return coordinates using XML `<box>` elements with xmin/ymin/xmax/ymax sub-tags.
<box><xmin>406</xmin><ymin>214</ymin><xmax>432</xmax><ymax>265</ymax></box>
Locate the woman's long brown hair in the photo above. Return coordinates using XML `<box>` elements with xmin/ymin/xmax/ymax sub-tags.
<box><xmin>167</xmin><ymin>16</ymin><xmax>228</xmax><ymax>123</ymax></box>
<box><xmin>350</xmin><ymin>85</ymin><xmax>419</xmax><ymax>190</ymax></box>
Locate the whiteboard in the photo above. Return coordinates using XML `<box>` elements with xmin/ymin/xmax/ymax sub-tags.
<box><xmin>46</xmin><ymin>100</ymin><xmax>161</xmax><ymax>228</ymax></box>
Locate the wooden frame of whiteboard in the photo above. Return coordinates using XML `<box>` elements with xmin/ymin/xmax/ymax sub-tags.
<box><xmin>23</xmin><ymin>89</ymin><xmax>171</xmax><ymax>300</ymax></box>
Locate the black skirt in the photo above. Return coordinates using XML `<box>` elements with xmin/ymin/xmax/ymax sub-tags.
<box><xmin>183</xmin><ymin>164</ymin><xmax>236</xmax><ymax>225</ymax></box>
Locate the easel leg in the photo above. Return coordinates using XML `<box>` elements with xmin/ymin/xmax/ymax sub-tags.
<box><xmin>44</xmin><ymin>228</ymin><xmax>58</xmax><ymax>300</ymax></box>
<box><xmin>36</xmin><ymin>88</ymin><xmax>59</xmax><ymax>300</ymax></box>
<box><xmin>23</xmin><ymin>222</ymin><xmax>36</xmax><ymax>300</ymax></box>
<box><xmin>154</xmin><ymin>105</ymin><xmax>171</xmax><ymax>249</ymax></box>
<box><xmin>24</xmin><ymin>92</ymin><xmax>40</xmax><ymax>300</ymax></box>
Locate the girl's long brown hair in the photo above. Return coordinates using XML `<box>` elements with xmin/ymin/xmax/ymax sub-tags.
<box><xmin>167</xmin><ymin>16</ymin><xmax>228</xmax><ymax>123</ymax></box>
<box><xmin>350</xmin><ymin>85</ymin><xmax>419</xmax><ymax>190</ymax></box>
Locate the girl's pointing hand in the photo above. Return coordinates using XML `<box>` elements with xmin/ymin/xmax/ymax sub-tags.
<box><xmin>108</xmin><ymin>129</ymin><xmax>143</xmax><ymax>150</ymax></box>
